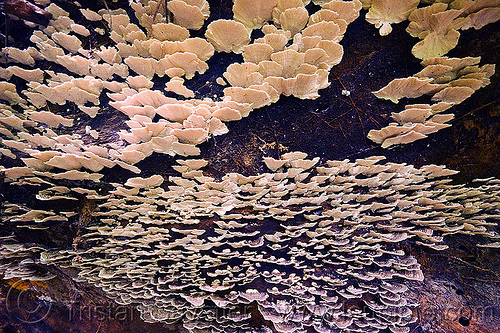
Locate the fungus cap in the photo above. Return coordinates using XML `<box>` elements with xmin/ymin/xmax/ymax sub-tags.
<box><xmin>279</xmin><ymin>7</ymin><xmax>309</xmax><ymax>37</ymax></box>
<box><xmin>125</xmin><ymin>175</ymin><xmax>164</xmax><ymax>189</ymax></box>
<box><xmin>323</xmin><ymin>0</ymin><xmax>362</xmax><ymax>24</ymax></box>
<box><xmin>151</xmin><ymin>23</ymin><xmax>190</xmax><ymax>42</ymax></box>
<box><xmin>165</xmin><ymin>78</ymin><xmax>195</xmax><ymax>98</ymax></box>
<box><xmin>233</xmin><ymin>0</ymin><xmax>279</xmax><ymax>30</ymax></box>
<box><xmin>167</xmin><ymin>0</ymin><xmax>206</xmax><ymax>30</ymax></box>
<box><xmin>171</xmin><ymin>128</ymin><xmax>209</xmax><ymax>145</ymax></box>
<box><xmin>373</xmin><ymin>77</ymin><xmax>443</xmax><ymax>103</ymax></box>
<box><xmin>51</xmin><ymin>32</ymin><xmax>82</xmax><ymax>53</ymax></box>
<box><xmin>302</xmin><ymin>21</ymin><xmax>343</xmax><ymax>41</ymax></box>
<box><xmin>28</xmin><ymin>111</ymin><xmax>73</xmax><ymax>128</ymax></box>
<box><xmin>205</xmin><ymin>20</ymin><xmax>251</xmax><ymax>54</ymax></box>
<box><xmin>412</xmin><ymin>30</ymin><xmax>461</xmax><ymax>60</ymax></box>
<box><xmin>365</xmin><ymin>0</ymin><xmax>419</xmax><ymax>36</ymax></box>
<box><xmin>243</xmin><ymin>43</ymin><xmax>274</xmax><ymax>64</ymax></box>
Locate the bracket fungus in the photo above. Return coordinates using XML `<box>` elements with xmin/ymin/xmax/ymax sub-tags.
<box><xmin>369</xmin><ymin>55</ymin><xmax>495</xmax><ymax>147</ymax></box>
<box><xmin>4</xmin><ymin>154</ymin><xmax>497</xmax><ymax>333</ymax></box>
<box><xmin>0</xmin><ymin>0</ymin><xmax>499</xmax><ymax>332</ymax></box>
<box><xmin>233</xmin><ymin>0</ymin><xmax>279</xmax><ymax>30</ymax></box>
<box><xmin>365</xmin><ymin>0</ymin><xmax>419</xmax><ymax>36</ymax></box>
<box><xmin>167</xmin><ymin>0</ymin><xmax>210</xmax><ymax>30</ymax></box>
<box><xmin>406</xmin><ymin>1</ymin><xmax>500</xmax><ymax>59</ymax></box>
<box><xmin>205</xmin><ymin>19</ymin><xmax>251</xmax><ymax>54</ymax></box>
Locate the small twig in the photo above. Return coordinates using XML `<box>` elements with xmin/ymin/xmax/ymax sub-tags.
<box><xmin>250</xmin><ymin>132</ymin><xmax>267</xmax><ymax>145</ymax></box>
<box><xmin>100</xmin><ymin>0</ymin><xmax>110</xmax><ymax>11</ymax></box>
<box><xmin>462</xmin><ymin>276</ymin><xmax>500</xmax><ymax>284</ymax></box>
<box><xmin>0</xmin><ymin>171</ymin><xmax>5</xmax><ymax>208</ymax></box>
<box><xmin>335</xmin><ymin>76</ymin><xmax>383</xmax><ymax>136</ymax></box>
<box><xmin>411</xmin><ymin>307</ymin><xmax>422</xmax><ymax>333</ymax></box>
<box><xmin>338</xmin><ymin>77</ymin><xmax>366</xmax><ymax>134</ymax></box>
<box><xmin>344</xmin><ymin>146</ymin><xmax>379</xmax><ymax>159</ymax></box>
<box><xmin>95</xmin><ymin>320</ymin><xmax>103</xmax><ymax>333</ymax></box>
<box><xmin>307</xmin><ymin>110</ymin><xmax>352</xmax><ymax>146</ymax></box>
<box><xmin>152</xmin><ymin>0</ymin><xmax>168</xmax><ymax>25</ymax></box>
<box><xmin>4</xmin><ymin>16</ymin><xmax>8</xmax><ymax>49</ymax></box>
<box><xmin>307</xmin><ymin>110</ymin><xmax>336</xmax><ymax>130</ymax></box>
<box><xmin>449</xmin><ymin>255</ymin><xmax>500</xmax><ymax>281</ymax></box>
<box><xmin>455</xmin><ymin>99</ymin><xmax>499</xmax><ymax>122</ymax></box>
<box><xmin>262</xmin><ymin>109</ymin><xmax>283</xmax><ymax>158</ymax></box>
<box><xmin>100</xmin><ymin>0</ymin><xmax>112</xmax><ymax>32</ymax></box>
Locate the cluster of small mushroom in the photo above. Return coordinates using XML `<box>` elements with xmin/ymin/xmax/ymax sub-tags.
<box><xmin>0</xmin><ymin>235</ymin><xmax>55</xmax><ymax>282</ymax></box>
<box><xmin>0</xmin><ymin>0</ymin><xmax>363</xmax><ymax>179</ymax></box>
<box><xmin>124</xmin><ymin>0</ymin><xmax>210</xmax><ymax>34</ymax></box>
<box><xmin>0</xmin><ymin>94</ymin><xmax>130</xmax><ymax>180</ymax></box>
<box><xmin>0</xmin><ymin>0</ymin><xmax>499</xmax><ymax>177</ymax></box>
<box><xmin>368</xmin><ymin>56</ymin><xmax>495</xmax><ymax>148</ymax></box>
<box><xmin>362</xmin><ymin>0</ymin><xmax>500</xmax><ymax>59</ymax></box>
<box><xmin>0</xmin><ymin>1</ymin><xmax>229</xmax><ymax>177</ymax></box>
<box><xmin>215</xmin><ymin>0</ymin><xmax>360</xmax><ymax>100</ymax></box>
<box><xmin>29</xmin><ymin>153</ymin><xmax>500</xmax><ymax>332</ymax></box>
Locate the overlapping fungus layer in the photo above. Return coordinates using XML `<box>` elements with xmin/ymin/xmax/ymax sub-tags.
<box><xmin>0</xmin><ymin>0</ymin><xmax>361</xmax><ymax>178</ymax></box>
<box><xmin>3</xmin><ymin>153</ymin><xmax>497</xmax><ymax>333</ymax></box>
<box><xmin>368</xmin><ymin>56</ymin><xmax>495</xmax><ymax>148</ymax></box>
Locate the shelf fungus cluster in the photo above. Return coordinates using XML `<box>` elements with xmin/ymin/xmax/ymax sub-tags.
<box><xmin>362</xmin><ymin>0</ymin><xmax>500</xmax><ymax>59</ymax></box>
<box><xmin>363</xmin><ymin>1</ymin><xmax>499</xmax><ymax>148</ymax></box>
<box><xmin>368</xmin><ymin>56</ymin><xmax>495</xmax><ymax>148</ymax></box>
<box><xmin>220</xmin><ymin>0</ymin><xmax>358</xmax><ymax>100</ymax></box>
<box><xmin>407</xmin><ymin>0</ymin><xmax>500</xmax><ymax>60</ymax></box>
<box><xmin>364</xmin><ymin>0</ymin><xmax>419</xmax><ymax>36</ymax></box>
<box><xmin>0</xmin><ymin>0</ymin><xmax>362</xmax><ymax>177</ymax></box>
<box><xmin>0</xmin><ymin>0</ymin><xmax>496</xmax><ymax>169</ymax></box>
<box><xmin>2</xmin><ymin>153</ymin><xmax>498</xmax><ymax>332</ymax></box>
